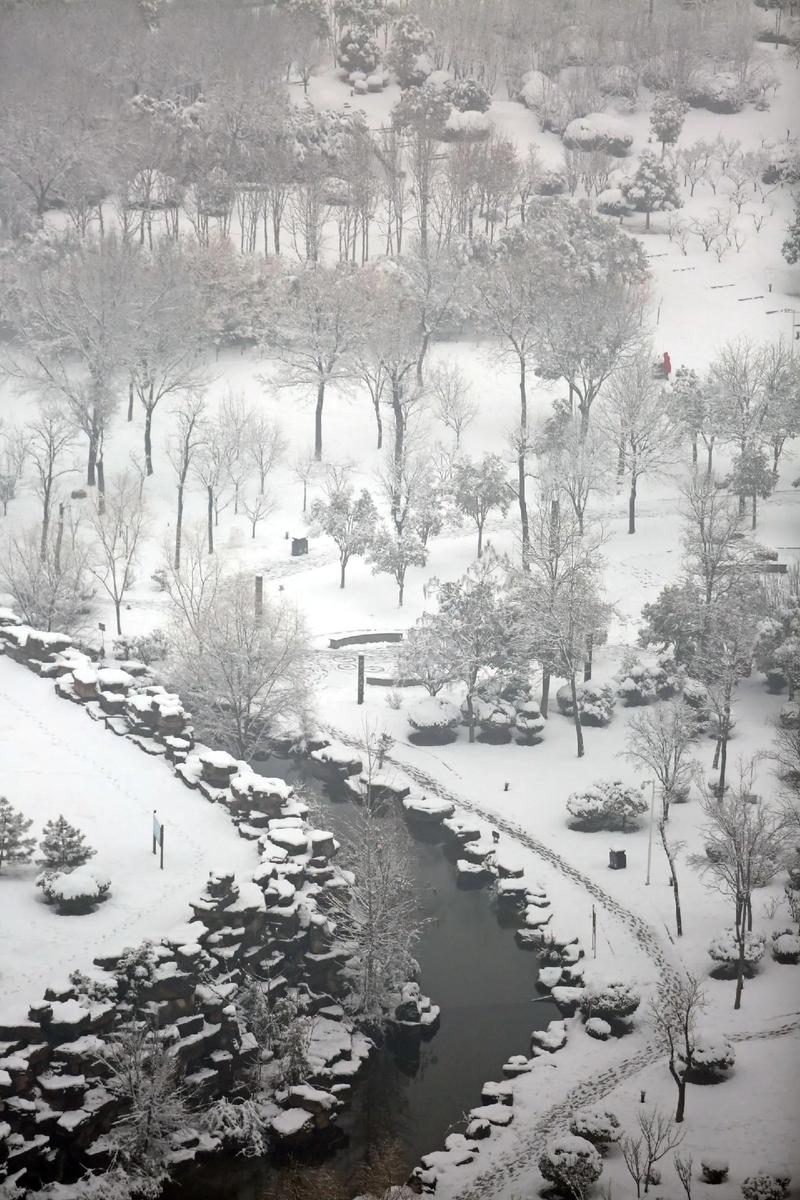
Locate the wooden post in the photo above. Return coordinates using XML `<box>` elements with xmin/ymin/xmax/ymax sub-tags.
<box><xmin>255</xmin><ymin>575</ymin><xmax>263</xmax><ymax>623</ymax></box>
<box><xmin>159</xmin><ymin>822</ymin><xmax>164</xmax><ymax>871</ymax></box>
<box><xmin>357</xmin><ymin>654</ymin><xmax>365</xmax><ymax>705</ymax></box>
<box><xmin>152</xmin><ymin>810</ymin><xmax>158</xmax><ymax>856</ymax></box>
<box><xmin>591</xmin><ymin>905</ymin><xmax>597</xmax><ymax>959</ymax></box>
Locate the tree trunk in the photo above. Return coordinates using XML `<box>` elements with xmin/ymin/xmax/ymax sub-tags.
<box><xmin>87</xmin><ymin>438</ymin><xmax>97</xmax><ymax>487</ymax></box>
<box><xmin>718</xmin><ymin>710</ymin><xmax>730</xmax><ymax>794</ymax></box>
<box><xmin>734</xmin><ymin>930</ymin><xmax>746</xmax><ymax>1010</ymax></box>
<box><xmin>477</xmin><ymin>520</ymin><xmax>483</xmax><ymax>558</ymax></box>
<box><xmin>340</xmin><ymin>559</ymin><xmax>346</xmax><ymax>588</ymax></box>
<box><xmin>518</xmin><ymin>358</ymin><xmax>529</xmax><ymax>561</ymax></box>
<box><xmin>114</xmin><ymin>599</ymin><xmax>122</xmax><ymax>636</ymax></box>
<box><xmin>751</xmin><ymin>493</ymin><xmax>757</xmax><ymax>529</ymax></box>
<box><xmin>54</xmin><ymin>503</ymin><xmax>65</xmax><ymax>572</ymax></box>
<box><xmin>127</xmin><ymin>382</ymin><xmax>134</xmax><ymax>422</ymax></box>
<box><xmin>466</xmin><ymin>693</ymin><xmax>475</xmax><ymax>743</ymax></box>
<box><xmin>207</xmin><ymin>485</ymin><xmax>214</xmax><ymax>554</ymax></box>
<box><xmin>541</xmin><ymin>670</ymin><xmax>550</xmax><ymax>718</ymax></box>
<box><xmin>691</xmin><ymin>435</ymin><xmax>698</xmax><ymax>467</ymax></box>
<box><xmin>175</xmin><ymin>485</ymin><xmax>184</xmax><ymax>570</ymax></box>
<box><xmin>314</xmin><ymin>379</ymin><xmax>325</xmax><ymax>461</ymax></box>
<box><xmin>373</xmin><ymin>397</ymin><xmax>383</xmax><ymax>450</ymax></box>
<box><xmin>675</xmin><ymin>1079</ymin><xmax>686</xmax><ymax>1123</ymax></box>
<box><xmin>645</xmin><ymin>208</ymin><xmax>651</xmax><ymax>231</ymax></box>
<box><xmin>96</xmin><ymin>455</ymin><xmax>105</xmax><ymax>514</ymax></box>
<box><xmin>569</xmin><ymin>672</ymin><xmax>585</xmax><ymax>757</ymax></box>
<box><xmin>660</xmin><ymin>822</ymin><xmax>683</xmax><ymax>936</ymax></box>
<box><xmin>584</xmin><ymin>633</ymin><xmax>593</xmax><ymax>681</ymax></box>
<box><xmin>706</xmin><ymin>441</ymin><xmax>714</xmax><ymax>475</ymax></box>
<box><xmin>40</xmin><ymin>495</ymin><xmax>51</xmax><ymax>560</ymax></box>
<box><xmin>628</xmin><ymin>474</ymin><xmax>637</xmax><ymax>534</ymax></box>
<box><xmin>398</xmin><ymin>579</ymin><xmax>404</xmax><ymax>606</ymax></box>
<box><xmin>144</xmin><ymin>407</ymin><xmax>154</xmax><ymax>476</ymax></box>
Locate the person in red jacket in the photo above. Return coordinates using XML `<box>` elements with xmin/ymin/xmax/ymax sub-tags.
<box><xmin>663</xmin><ymin>350</ymin><xmax>672</xmax><ymax>377</ymax></box>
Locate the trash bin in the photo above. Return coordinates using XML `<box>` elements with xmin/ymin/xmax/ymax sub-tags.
<box><xmin>291</xmin><ymin>537</ymin><xmax>308</xmax><ymax>557</ymax></box>
<box><xmin>609</xmin><ymin>849</ymin><xmax>627</xmax><ymax>870</ymax></box>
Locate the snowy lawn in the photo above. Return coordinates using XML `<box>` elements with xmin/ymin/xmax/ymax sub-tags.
<box><xmin>0</xmin><ymin>653</ymin><xmax>257</xmax><ymax>1024</ymax></box>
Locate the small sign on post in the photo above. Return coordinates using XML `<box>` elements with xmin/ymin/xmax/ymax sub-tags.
<box><xmin>152</xmin><ymin>810</ymin><xmax>164</xmax><ymax>870</ymax></box>
<box><xmin>357</xmin><ymin>653</ymin><xmax>365</xmax><ymax>705</ymax></box>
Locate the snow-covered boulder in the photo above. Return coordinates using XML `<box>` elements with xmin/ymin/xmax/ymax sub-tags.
<box><xmin>585</xmin><ymin>1017</ymin><xmax>611</xmax><ymax>1041</ymax></box>
<box><xmin>309</xmin><ymin>742</ymin><xmax>362</xmax><ymax>776</ymax></box>
<box><xmin>562</xmin><ymin>113</ymin><xmax>633</xmax><ymax>156</ymax></box>
<box><xmin>402</xmin><ymin>790</ymin><xmax>455</xmax><ymax>823</ymax></box>
<box><xmin>531</xmin><ymin>1019</ymin><xmax>568</xmax><ymax>1053</ymax></box>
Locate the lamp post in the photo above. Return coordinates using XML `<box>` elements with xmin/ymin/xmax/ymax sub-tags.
<box><xmin>642</xmin><ymin>779</ymin><xmax>656</xmax><ymax>886</ymax></box>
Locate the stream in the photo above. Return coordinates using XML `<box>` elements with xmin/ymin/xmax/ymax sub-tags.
<box><xmin>169</xmin><ymin>755</ymin><xmax>559</xmax><ymax>1198</ymax></box>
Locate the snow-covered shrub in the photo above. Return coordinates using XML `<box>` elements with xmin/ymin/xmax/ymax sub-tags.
<box><xmin>443</xmin><ymin>108</ymin><xmax>491</xmax><ymax>140</ymax></box>
<box><xmin>686</xmin><ymin>70</ymin><xmax>746</xmax><ymax>113</ymax></box>
<box><xmin>557</xmin><ymin>682</ymin><xmax>616</xmax><ymax>726</ymax></box>
<box><xmin>597</xmin><ymin>65</ymin><xmax>639</xmax><ymax>99</ymax></box>
<box><xmin>515</xmin><ymin>699</ymin><xmax>545</xmax><ymax>744</ymax></box>
<box><xmin>562</xmin><ymin>114</ymin><xmax>633</xmax><ymax>157</ymax></box>
<box><xmin>566</xmin><ymin>780</ymin><xmax>648</xmax><ymax>831</ymax></box>
<box><xmin>568</xmin><ymin>1107</ymin><xmax>621</xmax><ymax>1148</ymax></box>
<box><xmin>113</xmin><ymin>628</ymin><xmax>169</xmax><ymax>665</ymax></box>
<box><xmin>539</xmin><ymin>1135</ymin><xmax>603</xmax><ymax>1198</ymax></box>
<box><xmin>203</xmin><ymin>1097</ymin><xmax>268</xmax><ymax>1157</ymax></box>
<box><xmin>68</xmin><ymin>968</ymin><xmax>118</xmax><ymax>1003</ymax></box>
<box><xmin>579</xmin><ymin>981</ymin><xmax>641</xmax><ymax>1023</ymax></box>
<box><xmin>708</xmin><ymin>929</ymin><xmax>766</xmax><ymax>976</ymax></box>
<box><xmin>386</xmin><ymin>12</ymin><xmax>434</xmax><ymax>87</ymax></box>
<box><xmin>535</xmin><ymin>169</ymin><xmax>568</xmax><ymax>195</ymax></box>
<box><xmin>115</xmin><ymin>940</ymin><xmax>159</xmax><ymax>1000</ymax></box>
<box><xmin>408</xmin><ymin>696</ymin><xmax>460</xmax><ymax>743</ymax></box>
<box><xmin>742</xmin><ymin>1171</ymin><xmax>791</xmax><ymax>1200</ymax></box>
<box><xmin>338</xmin><ymin>25</ymin><xmax>380</xmax><ymax>75</ymax></box>
<box><xmin>38</xmin><ymin>867</ymin><xmax>111</xmax><ymax>914</ymax></box>
<box><xmin>683</xmin><ymin>1035</ymin><xmax>736</xmax><ymax>1079</ymax></box>
<box><xmin>585</xmin><ymin>1017</ymin><xmax>611</xmax><ymax>1041</ymax></box>
<box><xmin>681</xmin><ymin>677</ymin><xmax>711</xmax><ymax>724</ymax></box>
<box><xmin>596</xmin><ymin>187</ymin><xmax>634</xmax><ymax>216</ymax></box>
<box><xmin>771</xmin><ymin>931</ymin><xmax>800</xmax><ymax>964</ymax></box>
<box><xmin>702</xmin><ymin>1158</ymin><xmax>730</xmax><ymax>1184</ymax></box>
<box><xmin>467</xmin><ymin>695</ymin><xmax>515</xmax><ymax>742</ymax></box>
<box><xmin>779</xmin><ymin>702</ymin><xmax>800</xmax><ymax>730</ymax></box>
<box><xmin>445</xmin><ymin>77</ymin><xmax>491</xmax><ymax>112</ymax></box>
<box><xmin>518</xmin><ymin>71</ymin><xmax>570</xmax><ymax>133</ymax></box>
<box><xmin>616</xmin><ymin>653</ymin><xmax>680</xmax><ymax>705</ymax></box>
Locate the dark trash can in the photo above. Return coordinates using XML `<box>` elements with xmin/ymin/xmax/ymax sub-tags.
<box><xmin>291</xmin><ymin>537</ymin><xmax>308</xmax><ymax>557</ymax></box>
<box><xmin>609</xmin><ymin>849</ymin><xmax>627</xmax><ymax>870</ymax></box>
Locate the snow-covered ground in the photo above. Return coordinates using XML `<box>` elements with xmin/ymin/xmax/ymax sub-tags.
<box><xmin>0</xmin><ymin>653</ymin><xmax>257</xmax><ymax>1024</ymax></box>
<box><xmin>1</xmin><ymin>33</ymin><xmax>799</xmax><ymax>1200</ymax></box>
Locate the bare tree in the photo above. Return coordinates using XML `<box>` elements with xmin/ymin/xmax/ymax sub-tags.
<box><xmin>218</xmin><ymin>391</ymin><xmax>254</xmax><ymax>515</ymax></box>
<box><xmin>242</xmin><ymin>492</ymin><xmax>275</xmax><ymax>539</ymax></box>
<box><xmin>292</xmin><ymin>451</ymin><xmax>319</xmax><ymax>514</ymax></box>
<box><xmin>623</xmin><ymin>1109</ymin><xmax>685</xmax><ymax>1197</ymax></box>
<box><xmin>87</xmin><ymin>471</ymin><xmax>148</xmax><ymax>636</ymax></box>
<box><xmin>430</xmin><ymin>362</ymin><xmax>478</xmax><ymax>449</ymax></box>
<box><xmin>26</xmin><ymin>403</ymin><xmax>77</xmax><ymax>557</ymax></box>
<box><xmin>167</xmin><ymin>392</ymin><xmax>206</xmax><ymax>571</ymax></box>
<box><xmin>260</xmin><ymin>264</ymin><xmax>361</xmax><ymax>460</ymax></box>
<box><xmin>691</xmin><ymin>772</ymin><xmax>790</xmax><ymax>1008</ymax></box>
<box><xmin>193</xmin><ymin>423</ymin><xmax>235</xmax><ymax>555</ymax></box>
<box><xmin>247</xmin><ymin>409</ymin><xmax>286</xmax><ymax>495</ymax></box>
<box><xmin>674</xmin><ymin>1153</ymin><xmax>694</xmax><ymax>1200</ymax></box>
<box><xmin>166</xmin><ymin>571</ymin><xmax>312</xmax><ymax>760</ymax></box>
<box><xmin>0</xmin><ymin>421</ymin><xmax>29</xmax><ymax>517</ymax></box>
<box><xmin>649</xmin><ymin>974</ymin><xmax>706</xmax><ymax>1121</ymax></box>
<box><xmin>2</xmin><ymin>522</ymin><xmax>92</xmax><ymax>634</ymax></box>
<box><xmin>534</xmin><ymin>414</ymin><xmax>611</xmax><ymax>535</ymax></box>
<box><xmin>625</xmin><ymin>700</ymin><xmax>700</xmax><ymax>819</ymax></box>
<box><xmin>600</xmin><ymin>353</ymin><xmax>682</xmax><ymax>534</ymax></box>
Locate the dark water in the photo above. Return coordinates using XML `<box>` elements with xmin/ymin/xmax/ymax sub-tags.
<box><xmin>169</xmin><ymin>758</ymin><xmax>558</xmax><ymax>1198</ymax></box>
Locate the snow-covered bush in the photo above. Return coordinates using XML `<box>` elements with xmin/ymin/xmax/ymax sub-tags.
<box><xmin>557</xmin><ymin>682</ymin><xmax>616</xmax><ymax>726</ymax></box>
<box><xmin>686</xmin><ymin>70</ymin><xmax>746</xmax><ymax>113</ymax></box>
<box><xmin>616</xmin><ymin>653</ymin><xmax>680</xmax><ymax>705</ymax></box>
<box><xmin>518</xmin><ymin>71</ymin><xmax>570</xmax><ymax>133</ymax></box>
<box><xmin>515</xmin><ymin>699</ymin><xmax>545</xmax><ymax>744</ymax></box>
<box><xmin>115</xmin><ymin>940</ymin><xmax>159</xmax><ymax>1001</ymax></box>
<box><xmin>742</xmin><ymin>1171</ymin><xmax>791</xmax><ymax>1200</ymax></box>
<box><xmin>472</xmin><ymin>696</ymin><xmax>515</xmax><ymax>742</ymax></box>
<box><xmin>683</xmin><ymin>1035</ymin><xmax>736</xmax><ymax>1079</ymax></box>
<box><xmin>562</xmin><ymin>114</ymin><xmax>633</xmax><ymax>157</ymax></box>
<box><xmin>702</xmin><ymin>1158</ymin><xmax>730</xmax><ymax>1184</ymax></box>
<box><xmin>708</xmin><ymin>929</ymin><xmax>766</xmax><ymax>976</ymax></box>
<box><xmin>113</xmin><ymin>628</ymin><xmax>169</xmax><ymax>665</ymax></box>
<box><xmin>203</xmin><ymin>1097</ymin><xmax>268</xmax><ymax>1157</ymax></box>
<box><xmin>386</xmin><ymin>12</ymin><xmax>434</xmax><ymax>87</ymax></box>
<box><xmin>681</xmin><ymin>677</ymin><xmax>711</xmax><ymax>724</ymax></box>
<box><xmin>580</xmin><ymin>981</ymin><xmax>641</xmax><ymax>1022</ymax></box>
<box><xmin>443</xmin><ymin>108</ymin><xmax>491</xmax><ymax>140</ymax></box>
<box><xmin>598</xmin><ymin>65</ymin><xmax>639</xmax><ymax>100</ymax></box>
<box><xmin>535</xmin><ymin>169</ymin><xmax>568</xmax><ymax>195</ymax></box>
<box><xmin>620</xmin><ymin>151</ymin><xmax>682</xmax><ymax>229</ymax></box>
<box><xmin>779</xmin><ymin>702</ymin><xmax>800</xmax><ymax>730</ymax></box>
<box><xmin>539</xmin><ymin>1135</ymin><xmax>603</xmax><ymax>1198</ymax></box>
<box><xmin>0</xmin><ymin>795</ymin><xmax>35</xmax><ymax>873</ymax></box>
<box><xmin>596</xmin><ymin>187</ymin><xmax>634</xmax><ymax>216</ymax></box>
<box><xmin>38</xmin><ymin>866</ymin><xmax>111</xmax><ymax>914</ymax></box>
<box><xmin>771</xmin><ymin>931</ymin><xmax>800</xmax><ymax>964</ymax></box>
<box><xmin>408</xmin><ymin>696</ymin><xmax>460</xmax><ymax>743</ymax></box>
<box><xmin>585</xmin><ymin>1017</ymin><xmax>611</xmax><ymax>1041</ymax></box>
<box><xmin>338</xmin><ymin>25</ymin><xmax>380</xmax><ymax>75</ymax></box>
<box><xmin>566</xmin><ymin>780</ymin><xmax>648</xmax><ymax>831</ymax></box>
<box><xmin>569</xmin><ymin>1107</ymin><xmax>621</xmax><ymax>1148</ymax></box>
<box><xmin>445</xmin><ymin>77</ymin><xmax>491</xmax><ymax>112</ymax></box>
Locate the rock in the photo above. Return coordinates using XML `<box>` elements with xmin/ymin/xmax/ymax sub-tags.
<box><xmin>466</xmin><ymin>1117</ymin><xmax>492</xmax><ymax>1139</ymax></box>
<box><xmin>531</xmin><ymin>1019</ymin><xmax>568</xmax><ymax>1053</ymax></box>
<box><xmin>270</xmin><ymin>1107</ymin><xmax>316</xmax><ymax>1142</ymax></box>
<box><xmin>586</xmin><ymin>1017</ymin><xmax>612</xmax><ymax>1041</ymax></box>
<box><xmin>502</xmin><ymin>1055</ymin><xmax>533</xmax><ymax>1078</ymax></box>
<box><xmin>402</xmin><ymin>791</ymin><xmax>455</xmax><ymax>823</ymax></box>
<box><xmin>442</xmin><ymin>815</ymin><xmax>482</xmax><ymax>843</ymax></box>
<box><xmin>481</xmin><ymin>1080</ymin><xmax>514</xmax><ymax>1106</ymax></box>
<box><xmin>537</xmin><ymin>967</ymin><xmax>563</xmax><ymax>991</ymax></box>
<box><xmin>468</xmin><ymin>1102</ymin><xmax>514</xmax><ymax>1127</ymax></box>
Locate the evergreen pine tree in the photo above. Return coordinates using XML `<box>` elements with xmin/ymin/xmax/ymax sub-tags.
<box><xmin>39</xmin><ymin>815</ymin><xmax>96</xmax><ymax>872</ymax></box>
<box><xmin>622</xmin><ymin>151</ymin><xmax>682</xmax><ymax>230</ymax></box>
<box><xmin>0</xmin><ymin>796</ymin><xmax>36</xmax><ymax>873</ymax></box>
<box><xmin>782</xmin><ymin>193</ymin><xmax>800</xmax><ymax>265</ymax></box>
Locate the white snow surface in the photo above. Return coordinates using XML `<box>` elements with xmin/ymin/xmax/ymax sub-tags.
<box><xmin>0</xmin><ymin>654</ymin><xmax>256</xmax><ymax>1022</ymax></box>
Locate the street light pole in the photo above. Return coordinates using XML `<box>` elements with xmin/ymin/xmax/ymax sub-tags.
<box><xmin>645</xmin><ymin>779</ymin><xmax>656</xmax><ymax>886</ymax></box>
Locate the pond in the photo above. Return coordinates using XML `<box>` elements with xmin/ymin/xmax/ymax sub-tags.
<box><xmin>168</xmin><ymin>755</ymin><xmax>559</xmax><ymax>1198</ymax></box>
